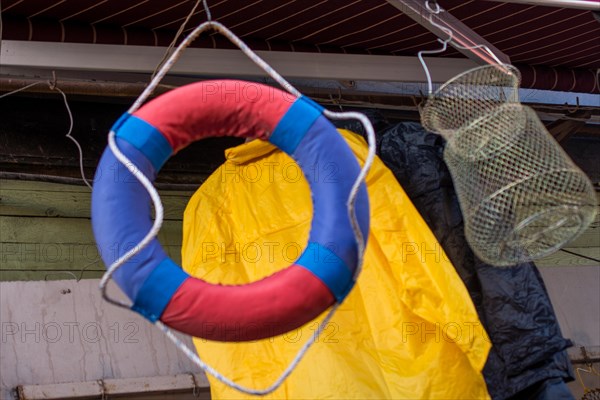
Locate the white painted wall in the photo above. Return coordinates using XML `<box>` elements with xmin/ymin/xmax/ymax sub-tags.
<box><xmin>0</xmin><ymin>280</ymin><xmax>205</xmax><ymax>400</ymax></box>
<box><xmin>539</xmin><ymin>265</ymin><xmax>600</xmax><ymax>349</ymax></box>
<box><xmin>539</xmin><ymin>265</ymin><xmax>600</xmax><ymax>398</ymax></box>
<box><xmin>1</xmin><ymin>266</ymin><xmax>598</xmax><ymax>399</ymax></box>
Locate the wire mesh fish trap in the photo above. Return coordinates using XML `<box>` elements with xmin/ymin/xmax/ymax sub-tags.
<box><xmin>582</xmin><ymin>388</ymin><xmax>600</xmax><ymax>400</ymax></box>
<box><xmin>443</xmin><ymin>103</ymin><xmax>597</xmax><ymax>266</ymax></box>
<box><xmin>421</xmin><ymin>64</ymin><xmax>521</xmax><ymax>138</ymax></box>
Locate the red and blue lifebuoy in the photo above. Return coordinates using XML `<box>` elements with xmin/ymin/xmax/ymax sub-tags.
<box><xmin>91</xmin><ymin>80</ymin><xmax>369</xmax><ymax>342</ymax></box>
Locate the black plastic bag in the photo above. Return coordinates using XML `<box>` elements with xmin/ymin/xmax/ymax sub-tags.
<box><xmin>377</xmin><ymin>121</ymin><xmax>574</xmax><ymax>400</ymax></box>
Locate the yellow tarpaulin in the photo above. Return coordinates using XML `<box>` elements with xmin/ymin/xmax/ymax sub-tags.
<box><xmin>182</xmin><ymin>129</ymin><xmax>491</xmax><ymax>399</ymax></box>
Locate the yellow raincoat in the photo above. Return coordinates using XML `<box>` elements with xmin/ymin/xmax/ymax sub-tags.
<box><xmin>182</xmin><ymin>130</ymin><xmax>491</xmax><ymax>399</ymax></box>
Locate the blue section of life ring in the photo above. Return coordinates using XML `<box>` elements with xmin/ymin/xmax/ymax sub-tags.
<box><xmin>91</xmin><ymin>93</ymin><xmax>370</xmax><ymax>323</ymax></box>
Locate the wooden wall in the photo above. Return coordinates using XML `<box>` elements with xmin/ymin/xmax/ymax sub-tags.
<box><xmin>1</xmin><ymin>178</ymin><xmax>598</xmax><ymax>281</ymax></box>
<box><xmin>0</xmin><ymin>179</ymin><xmax>194</xmax><ymax>281</ymax></box>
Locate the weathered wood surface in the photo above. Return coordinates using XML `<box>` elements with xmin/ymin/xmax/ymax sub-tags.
<box><xmin>1</xmin><ymin>179</ymin><xmax>598</xmax><ymax>280</ymax></box>
<box><xmin>0</xmin><ymin>95</ymin><xmax>241</xmax><ymax>185</ymax></box>
<box><xmin>536</xmin><ymin>247</ymin><xmax>600</xmax><ymax>267</ymax></box>
<box><xmin>0</xmin><ymin>179</ymin><xmax>194</xmax><ymax>219</ymax></box>
<box><xmin>1</xmin><ymin>179</ymin><xmax>194</xmax><ymax>280</ymax></box>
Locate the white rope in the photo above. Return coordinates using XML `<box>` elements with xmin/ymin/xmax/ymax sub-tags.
<box><xmin>129</xmin><ymin>20</ymin><xmax>301</xmax><ymax>113</ymax></box>
<box><xmin>101</xmin><ymin>4</ymin><xmax>376</xmax><ymax>395</ymax></box>
<box><xmin>323</xmin><ymin>109</ymin><xmax>376</xmax><ymax>278</ymax></box>
<box><xmin>156</xmin><ymin>303</ymin><xmax>341</xmax><ymax>395</ymax></box>
<box><xmin>99</xmin><ymin>130</ymin><xmax>164</xmax><ymax>308</ymax></box>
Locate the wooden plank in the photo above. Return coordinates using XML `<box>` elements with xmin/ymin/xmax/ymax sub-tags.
<box><xmin>565</xmin><ymin>226</ymin><xmax>600</xmax><ymax>248</ymax></box>
<box><xmin>0</xmin><ymin>216</ymin><xmax>183</xmax><ymax>245</ymax></box>
<box><xmin>17</xmin><ymin>380</ymin><xmax>103</xmax><ymax>399</ymax></box>
<box><xmin>0</xmin><ymin>269</ymin><xmax>105</xmax><ymax>281</ymax></box>
<box><xmin>1</xmin><ymin>181</ymin><xmax>597</xmax><ymax>278</ymax></box>
<box><xmin>103</xmin><ymin>374</ymin><xmax>209</xmax><ymax>395</ymax></box>
<box><xmin>0</xmin><ymin>179</ymin><xmax>195</xmax><ymax>195</ymax></box>
<box><xmin>0</xmin><ymin>238</ymin><xmax>184</xmax><ymax>278</ymax></box>
<box><xmin>0</xmin><ymin>180</ymin><xmax>191</xmax><ymax>279</ymax></box>
<box><xmin>536</xmin><ymin>247</ymin><xmax>600</xmax><ymax>267</ymax></box>
<box><xmin>17</xmin><ymin>373</ymin><xmax>210</xmax><ymax>399</ymax></box>
<box><xmin>0</xmin><ymin>214</ymin><xmax>184</xmax><ymax>272</ymax></box>
<box><xmin>0</xmin><ymin>179</ymin><xmax>194</xmax><ymax>220</ymax></box>
<box><xmin>0</xmin><ymin>95</ymin><xmax>232</xmax><ymax>185</ymax></box>
<box><xmin>0</xmin><ymin>242</ymin><xmax>183</xmax><ymax>272</ymax></box>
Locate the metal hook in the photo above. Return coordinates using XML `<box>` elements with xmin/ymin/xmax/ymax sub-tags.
<box><xmin>417</xmin><ymin>13</ymin><xmax>452</xmax><ymax>95</ymax></box>
<box><xmin>98</xmin><ymin>379</ymin><xmax>107</xmax><ymax>400</ymax></box>
<box><xmin>429</xmin><ymin>11</ymin><xmax>507</xmax><ymax>70</ymax></box>
<box><xmin>43</xmin><ymin>261</ymin><xmax>99</xmax><ymax>283</ymax></box>
<box><xmin>328</xmin><ymin>89</ymin><xmax>344</xmax><ymax>111</ymax></box>
<box><xmin>190</xmin><ymin>373</ymin><xmax>201</xmax><ymax>397</ymax></box>
<box><xmin>417</xmin><ymin>0</ymin><xmax>509</xmax><ymax>95</ymax></box>
<box><xmin>565</xmin><ymin>96</ymin><xmax>580</xmax><ymax>114</ymax></box>
<box><xmin>47</xmin><ymin>71</ymin><xmax>57</xmax><ymax>91</ymax></box>
<box><xmin>411</xmin><ymin>94</ymin><xmax>425</xmax><ymax>110</ymax></box>
<box><xmin>425</xmin><ymin>0</ymin><xmax>441</xmax><ymax>14</ymax></box>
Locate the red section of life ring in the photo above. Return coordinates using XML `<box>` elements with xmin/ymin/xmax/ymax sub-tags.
<box><xmin>161</xmin><ymin>267</ymin><xmax>335</xmax><ymax>341</ymax></box>
<box><xmin>133</xmin><ymin>80</ymin><xmax>295</xmax><ymax>151</ymax></box>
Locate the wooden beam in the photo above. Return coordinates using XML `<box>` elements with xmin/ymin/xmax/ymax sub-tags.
<box><xmin>0</xmin><ymin>179</ymin><xmax>193</xmax><ymax>220</ymax></box>
<box><xmin>17</xmin><ymin>374</ymin><xmax>210</xmax><ymax>399</ymax></box>
<box><xmin>545</xmin><ymin>109</ymin><xmax>592</xmax><ymax>143</ymax></box>
<box><xmin>1</xmin><ymin>40</ymin><xmax>478</xmax><ymax>83</ymax></box>
<box><xmin>0</xmin><ymin>95</ymin><xmax>237</xmax><ymax>186</ymax></box>
<box><xmin>0</xmin><ymin>179</ymin><xmax>193</xmax><ymax>279</ymax></box>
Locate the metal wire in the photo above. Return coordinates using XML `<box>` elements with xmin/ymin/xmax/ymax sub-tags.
<box><xmin>417</xmin><ymin>1</ymin><xmax>510</xmax><ymax>96</ymax></box>
<box><xmin>0</xmin><ymin>81</ymin><xmax>44</xmax><ymax>98</ymax></box>
<box><xmin>559</xmin><ymin>248</ymin><xmax>600</xmax><ymax>263</ymax></box>
<box><xmin>202</xmin><ymin>0</ymin><xmax>212</xmax><ymax>21</ymax></box>
<box><xmin>100</xmin><ymin>7</ymin><xmax>376</xmax><ymax>396</ymax></box>
<box><xmin>417</xmin><ymin>15</ymin><xmax>597</xmax><ymax>266</ymax></box>
<box><xmin>54</xmin><ymin>85</ymin><xmax>93</xmax><ymax>190</ymax></box>
<box><xmin>441</xmin><ymin>102</ymin><xmax>596</xmax><ymax>266</ymax></box>
<box><xmin>420</xmin><ymin>64</ymin><xmax>521</xmax><ymax>138</ymax></box>
<box><xmin>0</xmin><ymin>79</ymin><xmax>93</xmax><ymax>190</ymax></box>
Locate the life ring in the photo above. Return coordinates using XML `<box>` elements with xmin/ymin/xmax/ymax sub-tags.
<box><xmin>91</xmin><ymin>80</ymin><xmax>370</xmax><ymax>342</ymax></box>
